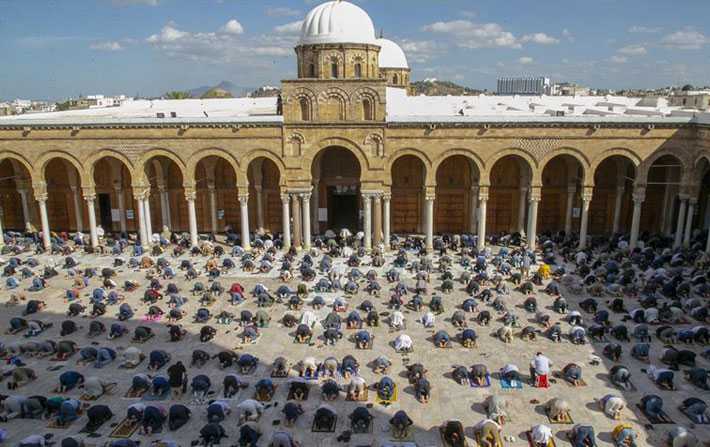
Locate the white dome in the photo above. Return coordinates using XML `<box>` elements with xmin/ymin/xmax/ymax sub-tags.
<box><xmin>376</xmin><ymin>38</ymin><xmax>409</xmax><ymax>69</ymax></box>
<box><xmin>299</xmin><ymin>1</ymin><xmax>376</xmax><ymax>46</ymax></box>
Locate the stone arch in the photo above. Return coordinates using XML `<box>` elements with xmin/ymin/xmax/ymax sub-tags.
<box><xmin>35</xmin><ymin>151</ymin><xmax>90</xmax><ymax>187</ymax></box>
<box><xmin>482</xmin><ymin>148</ymin><xmax>537</xmax><ymax>186</ymax></box>
<box><xmin>430</xmin><ymin>149</ymin><xmax>483</xmax><ymax>186</ymax></box>
<box><xmin>85</xmin><ymin>149</ymin><xmax>135</xmax><ymax>181</ymax></box>
<box><xmin>433</xmin><ymin>153</ymin><xmax>481</xmax><ymax>234</ymax></box>
<box><xmin>187</xmin><ymin>149</ymin><xmax>241</xmax><ymax>188</ymax></box>
<box><xmin>0</xmin><ymin>152</ymin><xmax>35</xmax><ymax>183</ymax></box>
<box><xmin>136</xmin><ymin>148</ymin><xmax>187</xmax><ymax>187</ymax></box>
<box><xmin>637</xmin><ymin>149</ymin><xmax>688</xmax><ymax>185</ymax></box>
<box><xmin>385</xmin><ymin>149</ymin><xmax>432</xmax><ymax>185</ymax></box>
<box><xmin>589</xmin><ymin>148</ymin><xmax>641</xmax><ymax>179</ymax></box>
<box><xmin>292</xmin><ymin>88</ymin><xmax>318</xmax><ymax>121</ymax></box>
<box><xmin>538</xmin><ymin>147</ymin><xmax>591</xmax><ymax>186</ymax></box>
<box><xmin>240</xmin><ymin>150</ymin><xmax>287</xmax><ymax>187</ymax></box>
<box><xmin>319</xmin><ymin>87</ymin><xmax>349</xmax><ymax>121</ymax></box>
<box><xmin>304</xmin><ymin>137</ymin><xmax>370</xmax><ymax>174</ymax></box>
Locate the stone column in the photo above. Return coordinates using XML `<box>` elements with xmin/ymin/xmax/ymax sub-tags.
<box><xmin>683</xmin><ymin>198</ymin><xmax>696</xmax><ymax>247</ymax></box>
<box><xmin>114</xmin><ymin>186</ymin><xmax>127</xmax><ymax>233</ymax></box>
<box><xmin>311</xmin><ymin>179</ymin><xmax>319</xmax><ymax>236</ymax></box>
<box><xmin>70</xmin><ymin>186</ymin><xmax>84</xmax><ymax>232</ymax></box>
<box><xmin>579</xmin><ymin>188</ymin><xmax>593</xmax><ymax>249</ymax></box>
<box><xmin>143</xmin><ymin>193</ymin><xmax>153</xmax><ymax>240</ymax></box>
<box><xmin>158</xmin><ymin>185</ymin><xmax>172</xmax><ymax>229</ymax></box>
<box><xmin>362</xmin><ymin>193</ymin><xmax>372</xmax><ymax>250</ymax></box>
<box><xmin>469</xmin><ymin>186</ymin><xmax>479</xmax><ymax>234</ymax></box>
<box><xmin>18</xmin><ymin>189</ymin><xmax>32</xmax><ymax>224</ymax></box>
<box><xmin>373</xmin><ymin>193</ymin><xmax>383</xmax><ymax>246</ymax></box>
<box><xmin>134</xmin><ymin>192</ymin><xmax>149</xmax><ymax>247</ymax></box>
<box><xmin>185</xmin><ymin>191</ymin><xmax>199</xmax><ymax>247</ymax></box>
<box><xmin>254</xmin><ymin>185</ymin><xmax>265</xmax><ymax>231</ymax></box>
<box><xmin>383</xmin><ymin>193</ymin><xmax>391</xmax><ymax>250</ymax></box>
<box><xmin>674</xmin><ymin>194</ymin><xmax>688</xmax><ymax>248</ymax></box>
<box><xmin>477</xmin><ymin>187</ymin><xmax>489</xmax><ymax>250</ymax></box>
<box><xmin>84</xmin><ymin>193</ymin><xmax>99</xmax><ymax>248</ymax></box>
<box><xmin>629</xmin><ymin>187</ymin><xmax>645</xmax><ymax>250</ymax></box>
<box><xmin>564</xmin><ymin>184</ymin><xmax>576</xmax><ymax>235</ymax></box>
<box><xmin>239</xmin><ymin>193</ymin><xmax>251</xmax><ymax>250</ymax></box>
<box><xmin>281</xmin><ymin>194</ymin><xmax>291</xmax><ymax>250</ymax></box>
<box><xmin>425</xmin><ymin>194</ymin><xmax>435</xmax><ymax>251</ymax></box>
<box><xmin>291</xmin><ymin>194</ymin><xmax>302</xmax><ymax>249</ymax></box>
<box><xmin>208</xmin><ymin>182</ymin><xmax>218</xmax><ymax>234</ymax></box>
<box><xmin>517</xmin><ymin>186</ymin><xmax>529</xmax><ymax>233</ymax></box>
<box><xmin>37</xmin><ymin>195</ymin><xmax>51</xmax><ymax>250</ymax></box>
<box><xmin>301</xmin><ymin>192</ymin><xmax>312</xmax><ymax>250</ymax></box>
<box><xmin>612</xmin><ymin>185</ymin><xmax>625</xmax><ymax>234</ymax></box>
<box><xmin>527</xmin><ymin>188</ymin><xmax>541</xmax><ymax>249</ymax></box>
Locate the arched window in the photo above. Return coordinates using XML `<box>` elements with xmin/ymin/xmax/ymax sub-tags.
<box><xmin>362</xmin><ymin>98</ymin><xmax>373</xmax><ymax>121</ymax></box>
<box><xmin>393</xmin><ymin>74</ymin><xmax>399</xmax><ymax>84</ymax></box>
<box><xmin>354</xmin><ymin>63</ymin><xmax>362</xmax><ymax>78</ymax></box>
<box><xmin>309</xmin><ymin>64</ymin><xmax>315</xmax><ymax>78</ymax></box>
<box><xmin>299</xmin><ymin>97</ymin><xmax>311</xmax><ymax>121</ymax></box>
<box><xmin>331</xmin><ymin>62</ymin><xmax>338</xmax><ymax>79</ymax></box>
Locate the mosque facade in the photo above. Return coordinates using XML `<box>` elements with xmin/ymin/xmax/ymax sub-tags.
<box><xmin>1</xmin><ymin>0</ymin><xmax>710</xmax><ymax>251</ymax></box>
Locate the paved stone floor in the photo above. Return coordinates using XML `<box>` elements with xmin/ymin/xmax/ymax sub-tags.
<box><xmin>0</xmin><ymin>242</ymin><xmax>708</xmax><ymax>446</ymax></box>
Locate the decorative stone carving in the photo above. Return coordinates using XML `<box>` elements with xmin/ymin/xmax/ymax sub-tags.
<box><xmin>364</xmin><ymin>133</ymin><xmax>384</xmax><ymax>158</ymax></box>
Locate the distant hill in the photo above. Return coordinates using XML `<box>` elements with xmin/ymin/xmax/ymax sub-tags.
<box><xmin>187</xmin><ymin>81</ymin><xmax>255</xmax><ymax>98</ymax></box>
<box><xmin>200</xmin><ymin>87</ymin><xmax>233</xmax><ymax>99</ymax></box>
<box><xmin>410</xmin><ymin>79</ymin><xmax>485</xmax><ymax>96</ymax></box>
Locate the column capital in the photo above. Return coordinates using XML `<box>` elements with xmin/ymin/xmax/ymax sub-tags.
<box><xmin>529</xmin><ymin>186</ymin><xmax>542</xmax><ymax>202</ymax></box>
<box><xmin>113</xmin><ymin>184</ymin><xmax>124</xmax><ymax>193</ymax></box>
<box><xmin>567</xmin><ymin>184</ymin><xmax>577</xmax><ymax>194</ymax></box>
<box><xmin>82</xmin><ymin>186</ymin><xmax>96</xmax><ymax>199</ymax></box>
<box><xmin>299</xmin><ymin>192</ymin><xmax>311</xmax><ymax>201</ymax></box>
<box><xmin>32</xmin><ymin>181</ymin><xmax>47</xmax><ymax>197</ymax></box>
<box><xmin>478</xmin><ymin>186</ymin><xmax>490</xmax><ymax>201</ymax></box>
<box><xmin>470</xmin><ymin>185</ymin><xmax>480</xmax><ymax>193</ymax></box>
<box><xmin>238</xmin><ymin>193</ymin><xmax>249</xmax><ymax>204</ymax></box>
<box><xmin>34</xmin><ymin>193</ymin><xmax>48</xmax><ymax>202</ymax></box>
<box><xmin>280</xmin><ymin>194</ymin><xmax>290</xmax><ymax>205</ymax></box>
<box><xmin>253</xmin><ymin>184</ymin><xmax>262</xmax><ymax>193</ymax></box>
<box><xmin>678</xmin><ymin>193</ymin><xmax>690</xmax><ymax>201</ymax></box>
<box><xmin>632</xmin><ymin>186</ymin><xmax>646</xmax><ymax>204</ymax></box>
<box><xmin>382</xmin><ymin>193</ymin><xmax>392</xmax><ymax>201</ymax></box>
<box><xmin>185</xmin><ymin>190</ymin><xmax>197</xmax><ymax>201</ymax></box>
<box><xmin>689</xmin><ymin>197</ymin><xmax>698</xmax><ymax>206</ymax></box>
<box><xmin>373</xmin><ymin>194</ymin><xmax>382</xmax><ymax>204</ymax></box>
<box><xmin>83</xmin><ymin>193</ymin><xmax>97</xmax><ymax>202</ymax></box>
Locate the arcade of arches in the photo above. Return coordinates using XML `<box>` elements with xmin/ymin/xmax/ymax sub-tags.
<box><xmin>1</xmin><ymin>127</ymin><xmax>710</xmax><ymax>254</ymax></box>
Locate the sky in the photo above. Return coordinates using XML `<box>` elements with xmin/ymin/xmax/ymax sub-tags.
<box><xmin>1</xmin><ymin>0</ymin><xmax>709</xmax><ymax>100</ymax></box>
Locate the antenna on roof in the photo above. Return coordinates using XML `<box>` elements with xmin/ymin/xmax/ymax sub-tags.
<box><xmin>379</xmin><ymin>28</ymin><xmax>384</xmax><ymax>39</ymax></box>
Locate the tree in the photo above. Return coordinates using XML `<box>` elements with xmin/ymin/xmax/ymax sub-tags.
<box><xmin>164</xmin><ymin>91</ymin><xmax>192</xmax><ymax>100</ymax></box>
<box><xmin>681</xmin><ymin>84</ymin><xmax>694</xmax><ymax>91</ymax></box>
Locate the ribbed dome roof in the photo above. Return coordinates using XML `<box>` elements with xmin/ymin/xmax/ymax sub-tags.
<box><xmin>299</xmin><ymin>1</ymin><xmax>376</xmax><ymax>46</ymax></box>
<box><xmin>376</xmin><ymin>38</ymin><xmax>409</xmax><ymax>69</ymax></box>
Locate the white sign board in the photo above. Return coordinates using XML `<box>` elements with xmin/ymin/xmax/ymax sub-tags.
<box><xmin>217</xmin><ymin>210</ymin><xmax>225</xmax><ymax>220</ymax></box>
<box><xmin>126</xmin><ymin>210</ymin><xmax>135</xmax><ymax>220</ymax></box>
<box><xmin>318</xmin><ymin>208</ymin><xmax>328</xmax><ymax>222</ymax></box>
<box><xmin>111</xmin><ymin>209</ymin><xmax>121</xmax><ymax>222</ymax></box>
<box><xmin>572</xmin><ymin>207</ymin><xmax>581</xmax><ymax>218</ymax></box>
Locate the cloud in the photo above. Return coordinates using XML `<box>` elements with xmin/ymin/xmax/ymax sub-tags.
<box><xmin>266</xmin><ymin>7</ymin><xmax>301</xmax><ymax>17</ymax></box>
<box><xmin>399</xmin><ymin>39</ymin><xmax>440</xmax><ymax>63</ymax></box>
<box><xmin>518</xmin><ymin>56</ymin><xmax>534</xmax><ymax>64</ymax></box>
<box><xmin>422</xmin><ymin>20</ymin><xmax>520</xmax><ymax>49</ymax></box>
<box><xmin>90</xmin><ymin>41</ymin><xmax>124</xmax><ymax>51</ymax></box>
<box><xmin>220</xmin><ymin>19</ymin><xmax>244</xmax><ymax>35</ymax></box>
<box><xmin>617</xmin><ymin>44</ymin><xmax>647</xmax><ymax>56</ymax></box>
<box><xmin>628</xmin><ymin>25</ymin><xmax>662</xmax><ymax>34</ymax></box>
<box><xmin>661</xmin><ymin>29</ymin><xmax>707</xmax><ymax>49</ymax></box>
<box><xmin>521</xmin><ymin>33</ymin><xmax>559</xmax><ymax>45</ymax></box>
<box><xmin>147</xmin><ymin>21</ymin><xmax>292</xmax><ymax>63</ymax></box>
<box><xmin>422</xmin><ymin>20</ymin><xmax>558</xmax><ymax>49</ymax></box>
<box><xmin>610</xmin><ymin>55</ymin><xmax>628</xmax><ymax>64</ymax></box>
<box><xmin>274</xmin><ymin>20</ymin><xmax>303</xmax><ymax>35</ymax></box>
<box><xmin>110</xmin><ymin>0</ymin><xmax>159</xmax><ymax>6</ymax></box>
<box><xmin>562</xmin><ymin>29</ymin><xmax>574</xmax><ymax>42</ymax></box>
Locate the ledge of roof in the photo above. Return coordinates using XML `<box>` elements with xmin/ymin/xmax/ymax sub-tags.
<box><xmin>386</xmin><ymin>115</ymin><xmax>696</xmax><ymax>126</ymax></box>
<box><xmin>0</xmin><ymin>116</ymin><xmax>284</xmax><ymax>129</ymax></box>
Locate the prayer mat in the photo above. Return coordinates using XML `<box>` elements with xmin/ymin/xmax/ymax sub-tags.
<box><xmin>470</xmin><ymin>374</ymin><xmax>491</xmax><ymax>388</ymax></box>
<box><xmin>636</xmin><ymin>404</ymin><xmax>674</xmax><ymax>424</ymax></box>
<box><xmin>142</xmin><ymin>388</ymin><xmax>170</xmax><ymax>401</ymax></box>
<box><xmin>109</xmin><ymin>417</ymin><xmax>139</xmax><ymax>438</ymax></box>
<box><xmin>680</xmin><ymin>406</ymin><xmax>710</xmax><ymax>425</ymax></box>
<box><xmin>500</xmin><ymin>378</ymin><xmax>523</xmax><ymax>390</ymax></box>
<box><xmin>118</xmin><ymin>357</ymin><xmax>145</xmax><ymax>369</ymax></box>
<box><xmin>475</xmin><ymin>432</ymin><xmax>502</xmax><ymax>447</ymax></box>
<box><xmin>270</xmin><ymin>369</ymin><xmax>289</xmax><ymax>378</ymax></box>
<box><xmin>312</xmin><ymin>415</ymin><xmax>337</xmax><ymax>433</ymax></box>
<box><xmin>293</xmin><ymin>335</ymin><xmax>312</xmax><ymax>344</ymax></box>
<box><xmin>352</xmin><ymin>418</ymin><xmax>373</xmax><ymax>434</ymax></box>
<box><xmin>390</xmin><ymin>430</ymin><xmax>415</xmax><ymax>443</ymax></box>
<box><xmin>79</xmin><ymin>416</ymin><xmax>112</xmax><ymax>434</ymax></box>
<box><xmin>288</xmin><ymin>385</ymin><xmax>310</xmax><ymax>401</ymax></box>
<box><xmin>525</xmin><ymin>431</ymin><xmax>557</xmax><ymax>447</ymax></box>
<box><xmin>547</xmin><ymin>410</ymin><xmax>574</xmax><ymax>425</ymax></box>
<box><xmin>346</xmin><ymin>389</ymin><xmax>369</xmax><ymax>402</ymax></box>
<box><xmin>123</xmin><ymin>387</ymin><xmax>147</xmax><ymax>399</ymax></box>
<box><xmin>565</xmin><ymin>378</ymin><xmax>587</xmax><ymax>387</ymax></box>
<box><xmin>255</xmin><ymin>384</ymin><xmax>278</xmax><ymax>402</ymax></box>
<box><xmin>47</xmin><ymin>418</ymin><xmax>73</xmax><ymax>429</ymax></box>
<box><xmin>375</xmin><ymin>384</ymin><xmax>398</xmax><ymax>405</ymax></box>
<box><xmin>80</xmin><ymin>393</ymin><xmax>99</xmax><ymax>401</ymax></box>
<box><xmin>302</xmin><ymin>369</ymin><xmax>320</xmax><ymax>381</ymax></box>
<box><xmin>132</xmin><ymin>333</ymin><xmax>155</xmax><ymax>344</ymax></box>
